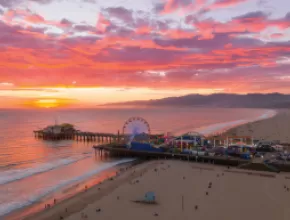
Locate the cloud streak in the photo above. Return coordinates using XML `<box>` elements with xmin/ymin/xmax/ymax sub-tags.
<box><xmin>0</xmin><ymin>0</ymin><xmax>56</xmax><ymax>7</ymax></box>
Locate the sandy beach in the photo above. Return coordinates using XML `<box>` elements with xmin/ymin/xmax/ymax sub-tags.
<box><xmin>17</xmin><ymin>159</ymin><xmax>290</xmax><ymax>220</ymax></box>
<box><xmin>225</xmin><ymin>110</ymin><xmax>290</xmax><ymax>144</ymax></box>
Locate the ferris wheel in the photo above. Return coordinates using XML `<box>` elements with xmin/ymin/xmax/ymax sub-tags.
<box><xmin>122</xmin><ymin>117</ymin><xmax>151</xmax><ymax>144</ymax></box>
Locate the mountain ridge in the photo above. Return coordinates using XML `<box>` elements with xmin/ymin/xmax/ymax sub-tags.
<box><xmin>101</xmin><ymin>93</ymin><xmax>290</xmax><ymax>108</ymax></box>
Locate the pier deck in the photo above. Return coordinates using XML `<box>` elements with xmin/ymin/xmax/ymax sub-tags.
<box><xmin>34</xmin><ymin>130</ymin><xmax>162</xmax><ymax>143</ymax></box>
<box><xmin>34</xmin><ymin>130</ymin><xmax>120</xmax><ymax>142</ymax></box>
<box><xmin>93</xmin><ymin>145</ymin><xmax>249</xmax><ymax>167</ymax></box>
<box><xmin>93</xmin><ymin>145</ymin><xmax>290</xmax><ymax>172</ymax></box>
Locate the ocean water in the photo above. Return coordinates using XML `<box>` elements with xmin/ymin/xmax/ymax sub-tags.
<box><xmin>0</xmin><ymin>107</ymin><xmax>276</xmax><ymax>217</ymax></box>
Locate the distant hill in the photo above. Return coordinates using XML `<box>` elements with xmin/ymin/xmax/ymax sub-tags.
<box><xmin>102</xmin><ymin>93</ymin><xmax>290</xmax><ymax>108</ymax></box>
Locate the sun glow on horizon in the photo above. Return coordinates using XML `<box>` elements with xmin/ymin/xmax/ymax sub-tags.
<box><xmin>0</xmin><ymin>86</ymin><xmax>237</xmax><ymax>109</ymax></box>
<box><xmin>25</xmin><ymin>98</ymin><xmax>77</xmax><ymax>108</ymax></box>
<box><xmin>36</xmin><ymin>99</ymin><xmax>59</xmax><ymax>108</ymax></box>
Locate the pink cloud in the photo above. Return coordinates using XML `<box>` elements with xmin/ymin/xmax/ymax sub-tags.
<box><xmin>185</xmin><ymin>11</ymin><xmax>290</xmax><ymax>40</ymax></box>
<box><xmin>24</xmin><ymin>14</ymin><xmax>45</xmax><ymax>23</ymax></box>
<box><xmin>209</xmin><ymin>0</ymin><xmax>248</xmax><ymax>9</ymax></box>
<box><xmin>157</xmin><ymin>0</ymin><xmax>248</xmax><ymax>14</ymax></box>
<box><xmin>224</xmin><ymin>43</ymin><xmax>233</xmax><ymax>48</ymax></box>
<box><xmin>96</xmin><ymin>12</ymin><xmax>111</xmax><ymax>33</ymax></box>
<box><xmin>271</xmin><ymin>33</ymin><xmax>284</xmax><ymax>39</ymax></box>
<box><xmin>158</xmin><ymin>0</ymin><xmax>193</xmax><ymax>14</ymax></box>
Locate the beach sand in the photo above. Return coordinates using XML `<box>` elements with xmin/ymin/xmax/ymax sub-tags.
<box><xmin>21</xmin><ymin>160</ymin><xmax>290</xmax><ymax>220</ymax></box>
<box><xmin>225</xmin><ymin>110</ymin><xmax>290</xmax><ymax>144</ymax></box>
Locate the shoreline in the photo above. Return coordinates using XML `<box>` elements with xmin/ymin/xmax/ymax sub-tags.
<box><xmin>222</xmin><ymin>109</ymin><xmax>290</xmax><ymax>145</ymax></box>
<box><xmin>4</xmin><ymin>159</ymin><xmax>143</xmax><ymax>220</ymax></box>
<box><xmin>14</xmin><ymin>160</ymin><xmax>290</xmax><ymax>220</ymax></box>
<box><xmin>198</xmin><ymin>109</ymin><xmax>278</xmax><ymax>137</ymax></box>
<box><xmin>19</xmin><ymin>160</ymin><xmax>154</xmax><ymax>220</ymax></box>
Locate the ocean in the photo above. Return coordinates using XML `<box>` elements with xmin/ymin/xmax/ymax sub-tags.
<box><xmin>0</xmin><ymin>107</ymin><xmax>276</xmax><ymax>218</ymax></box>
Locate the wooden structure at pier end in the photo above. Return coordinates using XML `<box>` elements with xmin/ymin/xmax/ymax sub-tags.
<box><xmin>33</xmin><ymin>123</ymin><xmax>123</xmax><ymax>143</ymax></box>
<box><xmin>34</xmin><ymin>129</ymin><xmax>120</xmax><ymax>143</ymax></box>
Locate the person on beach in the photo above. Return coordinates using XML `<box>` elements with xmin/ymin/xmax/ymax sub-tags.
<box><xmin>54</xmin><ymin>198</ymin><xmax>57</xmax><ymax>204</ymax></box>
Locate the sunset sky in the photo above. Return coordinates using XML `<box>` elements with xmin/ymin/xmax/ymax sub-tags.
<box><xmin>0</xmin><ymin>0</ymin><xmax>290</xmax><ymax>108</ymax></box>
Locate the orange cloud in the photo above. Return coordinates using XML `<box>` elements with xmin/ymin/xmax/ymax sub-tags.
<box><xmin>24</xmin><ymin>14</ymin><xmax>45</xmax><ymax>23</ymax></box>
<box><xmin>163</xmin><ymin>29</ymin><xmax>196</xmax><ymax>39</ymax></box>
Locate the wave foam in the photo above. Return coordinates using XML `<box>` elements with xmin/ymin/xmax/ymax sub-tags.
<box><xmin>0</xmin><ymin>158</ymin><xmax>135</xmax><ymax>217</ymax></box>
<box><xmin>0</xmin><ymin>155</ymin><xmax>91</xmax><ymax>185</ymax></box>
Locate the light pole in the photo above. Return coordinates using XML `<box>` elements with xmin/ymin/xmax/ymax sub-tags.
<box><xmin>213</xmin><ymin>136</ymin><xmax>217</xmax><ymax>148</ymax></box>
<box><xmin>249</xmin><ymin>129</ymin><xmax>254</xmax><ymax>146</ymax></box>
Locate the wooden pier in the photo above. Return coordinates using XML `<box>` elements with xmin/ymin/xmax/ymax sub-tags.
<box><xmin>93</xmin><ymin>145</ymin><xmax>290</xmax><ymax>172</ymax></box>
<box><xmin>33</xmin><ymin>130</ymin><xmax>123</xmax><ymax>143</ymax></box>
<box><xmin>34</xmin><ymin>129</ymin><xmax>162</xmax><ymax>143</ymax></box>
<box><xmin>93</xmin><ymin>144</ymin><xmax>250</xmax><ymax>167</ymax></box>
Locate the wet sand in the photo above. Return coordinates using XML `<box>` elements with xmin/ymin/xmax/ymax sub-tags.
<box><xmin>4</xmin><ymin>161</ymin><xmax>135</xmax><ymax>220</ymax></box>
<box><xmin>21</xmin><ymin>160</ymin><xmax>290</xmax><ymax>220</ymax></box>
<box><xmin>225</xmin><ymin>110</ymin><xmax>290</xmax><ymax>144</ymax></box>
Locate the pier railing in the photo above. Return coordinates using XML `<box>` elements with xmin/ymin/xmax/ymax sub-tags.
<box><xmin>33</xmin><ymin>130</ymin><xmax>121</xmax><ymax>143</ymax></box>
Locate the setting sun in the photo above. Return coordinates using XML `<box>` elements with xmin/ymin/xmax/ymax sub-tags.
<box><xmin>25</xmin><ymin>98</ymin><xmax>76</xmax><ymax>108</ymax></box>
<box><xmin>36</xmin><ymin>99</ymin><xmax>59</xmax><ymax>108</ymax></box>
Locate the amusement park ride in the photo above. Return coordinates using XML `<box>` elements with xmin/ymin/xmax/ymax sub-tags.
<box><xmin>122</xmin><ymin>117</ymin><xmax>151</xmax><ymax>147</ymax></box>
<box><xmin>89</xmin><ymin>116</ymin><xmax>266</xmax><ymax>161</ymax></box>
<box><xmin>121</xmin><ymin>116</ymin><xmax>205</xmax><ymax>150</ymax></box>
<box><xmin>120</xmin><ymin>116</ymin><xmax>255</xmax><ymax>154</ymax></box>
